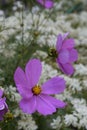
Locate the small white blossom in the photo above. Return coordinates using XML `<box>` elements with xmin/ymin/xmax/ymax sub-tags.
<box><xmin>14</xmin><ymin>108</ymin><xmax>38</xmax><ymax>130</ymax></box>
<box><xmin>74</xmin><ymin>64</ymin><xmax>87</xmax><ymax>76</ymax></box>
<box><xmin>64</xmin><ymin>114</ymin><xmax>78</xmax><ymax>127</ymax></box>
<box><xmin>51</xmin><ymin>116</ymin><xmax>62</xmax><ymax>129</ymax></box>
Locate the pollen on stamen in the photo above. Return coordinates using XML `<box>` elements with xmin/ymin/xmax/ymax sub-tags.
<box><xmin>32</xmin><ymin>85</ymin><xmax>41</xmax><ymax>95</ymax></box>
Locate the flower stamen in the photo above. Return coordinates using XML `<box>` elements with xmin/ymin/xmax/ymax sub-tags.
<box><xmin>32</xmin><ymin>85</ymin><xmax>41</xmax><ymax>95</ymax></box>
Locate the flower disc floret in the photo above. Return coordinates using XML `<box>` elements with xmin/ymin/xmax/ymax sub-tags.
<box><xmin>32</xmin><ymin>85</ymin><xmax>41</xmax><ymax>95</ymax></box>
<box><xmin>49</xmin><ymin>48</ymin><xmax>58</xmax><ymax>58</ymax></box>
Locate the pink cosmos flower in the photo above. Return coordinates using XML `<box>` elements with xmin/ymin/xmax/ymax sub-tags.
<box><xmin>36</xmin><ymin>0</ymin><xmax>54</xmax><ymax>8</ymax></box>
<box><xmin>49</xmin><ymin>32</ymin><xmax>78</xmax><ymax>75</ymax></box>
<box><xmin>14</xmin><ymin>59</ymin><xmax>66</xmax><ymax>115</ymax></box>
<box><xmin>0</xmin><ymin>89</ymin><xmax>8</xmax><ymax>121</ymax></box>
<box><xmin>56</xmin><ymin>32</ymin><xmax>78</xmax><ymax>75</ymax></box>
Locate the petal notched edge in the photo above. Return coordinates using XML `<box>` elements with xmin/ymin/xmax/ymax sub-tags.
<box><xmin>58</xmin><ymin>61</ymin><xmax>74</xmax><ymax>75</ymax></box>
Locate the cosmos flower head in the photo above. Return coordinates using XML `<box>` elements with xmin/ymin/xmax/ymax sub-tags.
<box><xmin>14</xmin><ymin>59</ymin><xmax>66</xmax><ymax>115</ymax></box>
<box><xmin>36</xmin><ymin>0</ymin><xmax>54</xmax><ymax>9</ymax></box>
<box><xmin>49</xmin><ymin>32</ymin><xmax>78</xmax><ymax>75</ymax></box>
<box><xmin>0</xmin><ymin>89</ymin><xmax>8</xmax><ymax>121</ymax></box>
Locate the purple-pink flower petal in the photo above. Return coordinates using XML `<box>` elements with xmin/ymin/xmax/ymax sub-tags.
<box><xmin>56</xmin><ymin>34</ymin><xmax>63</xmax><ymax>52</ymax></box>
<box><xmin>14</xmin><ymin>67</ymin><xmax>33</xmax><ymax>98</ymax></box>
<box><xmin>0</xmin><ymin>98</ymin><xmax>5</xmax><ymax>110</ymax></box>
<box><xmin>0</xmin><ymin>89</ymin><xmax>3</xmax><ymax>98</ymax></box>
<box><xmin>0</xmin><ymin>110</ymin><xmax>5</xmax><ymax>120</ymax></box>
<box><xmin>69</xmin><ymin>49</ymin><xmax>78</xmax><ymax>62</ymax></box>
<box><xmin>0</xmin><ymin>91</ymin><xmax>8</xmax><ymax>121</ymax></box>
<box><xmin>36</xmin><ymin>94</ymin><xmax>56</xmax><ymax>115</ymax></box>
<box><xmin>42</xmin><ymin>76</ymin><xmax>66</xmax><ymax>95</ymax></box>
<box><xmin>58</xmin><ymin>49</ymin><xmax>69</xmax><ymax>64</ymax></box>
<box><xmin>36</xmin><ymin>0</ymin><xmax>54</xmax><ymax>8</ymax></box>
<box><xmin>41</xmin><ymin>94</ymin><xmax>66</xmax><ymax>108</ymax></box>
<box><xmin>19</xmin><ymin>96</ymin><xmax>36</xmax><ymax>114</ymax></box>
<box><xmin>62</xmin><ymin>32</ymin><xmax>69</xmax><ymax>40</ymax></box>
<box><xmin>0</xmin><ymin>98</ymin><xmax>7</xmax><ymax>110</ymax></box>
<box><xmin>0</xmin><ymin>107</ymin><xmax>8</xmax><ymax>121</ymax></box>
<box><xmin>58</xmin><ymin>62</ymin><xmax>74</xmax><ymax>75</ymax></box>
<box><xmin>25</xmin><ymin>59</ymin><xmax>42</xmax><ymax>88</ymax></box>
<box><xmin>62</xmin><ymin>38</ymin><xmax>75</xmax><ymax>49</ymax></box>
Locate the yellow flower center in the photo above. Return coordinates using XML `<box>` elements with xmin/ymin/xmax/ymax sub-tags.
<box><xmin>32</xmin><ymin>85</ymin><xmax>41</xmax><ymax>95</ymax></box>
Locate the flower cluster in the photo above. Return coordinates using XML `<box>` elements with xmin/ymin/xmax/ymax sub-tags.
<box><xmin>0</xmin><ymin>33</ymin><xmax>78</xmax><ymax>119</ymax></box>
<box><xmin>13</xmin><ymin>32</ymin><xmax>78</xmax><ymax>116</ymax></box>
<box><xmin>0</xmin><ymin>1</ymin><xmax>79</xmax><ymax>127</ymax></box>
